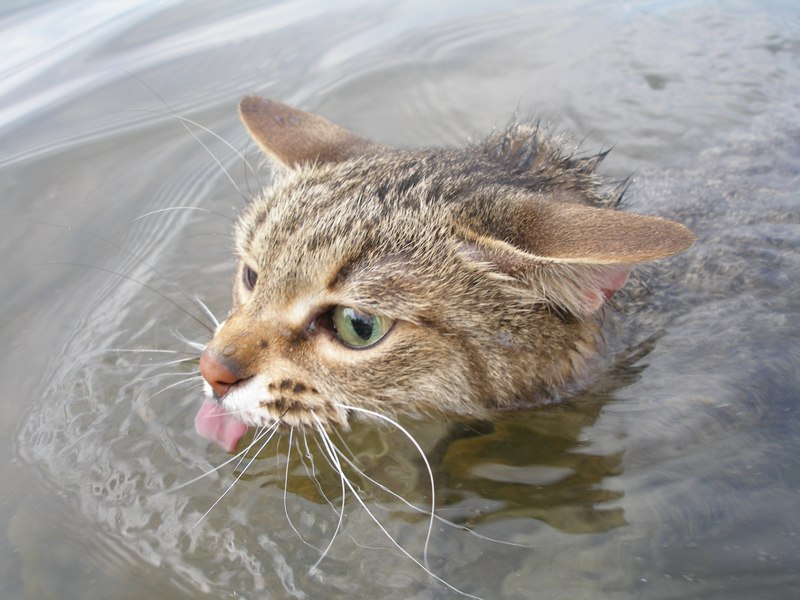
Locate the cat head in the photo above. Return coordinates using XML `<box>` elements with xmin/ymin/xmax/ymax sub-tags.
<box><xmin>198</xmin><ymin>97</ymin><xmax>694</xmax><ymax>432</ymax></box>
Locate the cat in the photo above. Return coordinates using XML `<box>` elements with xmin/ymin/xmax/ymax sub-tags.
<box><xmin>195</xmin><ymin>96</ymin><xmax>694</xmax><ymax>452</ymax></box>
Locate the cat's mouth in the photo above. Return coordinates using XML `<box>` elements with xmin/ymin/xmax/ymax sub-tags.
<box><xmin>195</xmin><ymin>376</ymin><xmax>347</xmax><ymax>451</ymax></box>
<box><xmin>194</xmin><ymin>399</ymin><xmax>249</xmax><ymax>453</ymax></box>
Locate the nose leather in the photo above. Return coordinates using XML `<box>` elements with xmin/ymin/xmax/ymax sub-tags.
<box><xmin>199</xmin><ymin>348</ymin><xmax>244</xmax><ymax>398</ymax></box>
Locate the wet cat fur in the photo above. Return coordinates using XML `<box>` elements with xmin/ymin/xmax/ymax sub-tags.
<box><xmin>199</xmin><ymin>97</ymin><xmax>693</xmax><ymax>430</ymax></box>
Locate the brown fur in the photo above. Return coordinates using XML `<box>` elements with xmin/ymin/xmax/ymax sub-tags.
<box><xmin>199</xmin><ymin>97</ymin><xmax>694</xmax><ymax>429</ymax></box>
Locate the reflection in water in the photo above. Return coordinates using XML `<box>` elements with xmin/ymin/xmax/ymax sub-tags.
<box><xmin>280</xmin><ymin>398</ymin><xmax>628</xmax><ymax>536</ymax></box>
<box><xmin>436</xmin><ymin>410</ymin><xmax>627</xmax><ymax>535</ymax></box>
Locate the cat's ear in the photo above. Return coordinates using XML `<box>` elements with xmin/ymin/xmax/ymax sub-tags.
<box><xmin>239</xmin><ymin>96</ymin><xmax>382</xmax><ymax>168</ymax></box>
<box><xmin>457</xmin><ymin>200</ymin><xmax>694</xmax><ymax>315</ymax></box>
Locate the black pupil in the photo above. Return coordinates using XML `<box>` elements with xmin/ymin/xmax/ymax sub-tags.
<box><xmin>350</xmin><ymin>312</ymin><xmax>374</xmax><ymax>340</ymax></box>
<box><xmin>244</xmin><ymin>266</ymin><xmax>257</xmax><ymax>289</ymax></box>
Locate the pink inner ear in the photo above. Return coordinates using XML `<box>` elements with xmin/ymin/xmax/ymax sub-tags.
<box><xmin>582</xmin><ymin>265</ymin><xmax>631</xmax><ymax>313</ymax></box>
<box><xmin>601</xmin><ymin>266</ymin><xmax>631</xmax><ymax>300</ymax></box>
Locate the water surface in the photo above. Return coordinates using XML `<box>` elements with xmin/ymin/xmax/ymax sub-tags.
<box><xmin>2</xmin><ymin>1</ymin><xmax>799</xmax><ymax>598</ymax></box>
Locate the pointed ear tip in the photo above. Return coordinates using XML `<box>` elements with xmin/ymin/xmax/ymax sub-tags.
<box><xmin>647</xmin><ymin>216</ymin><xmax>695</xmax><ymax>257</ymax></box>
<box><xmin>646</xmin><ymin>225</ymin><xmax>694</xmax><ymax>261</ymax></box>
<box><xmin>238</xmin><ymin>95</ymin><xmax>273</xmax><ymax>117</ymax></box>
<box><xmin>671</xmin><ymin>222</ymin><xmax>696</xmax><ymax>253</ymax></box>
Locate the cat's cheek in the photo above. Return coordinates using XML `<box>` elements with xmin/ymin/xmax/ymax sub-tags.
<box><xmin>313</xmin><ymin>337</ymin><xmax>377</xmax><ymax>364</ymax></box>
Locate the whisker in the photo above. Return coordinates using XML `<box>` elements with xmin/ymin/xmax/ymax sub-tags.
<box><xmin>131</xmin><ymin>206</ymin><xmax>233</xmax><ymax>223</ymax></box>
<box><xmin>188</xmin><ymin>422</ymin><xmax>281</xmax><ymax>532</ymax></box>
<box><xmin>194</xmin><ymin>406</ymin><xmax>253</xmax><ymax>420</ymax></box>
<box><xmin>36</xmin><ymin>262</ymin><xmax>213</xmax><ymax>333</ymax></box>
<box><xmin>241</xmin><ymin>137</ymin><xmax>258</xmax><ymax>198</ymax></box>
<box><xmin>332</xmin><ymin>445</ymin><xmax>531</xmax><ymax>549</ymax></box>
<box><xmin>12</xmin><ymin>213</ymin><xmax>218</xmax><ymax>331</ymax></box>
<box><xmin>311</xmin><ymin>434</ymin><xmax>369</xmax><ymax>499</ymax></box>
<box><xmin>311</xmin><ymin>418</ymin><xmax>347</xmax><ymax>571</ymax></box>
<box><xmin>318</xmin><ymin>417</ymin><xmax>483</xmax><ymax>600</ymax></box>
<box><xmin>193</xmin><ymin>296</ymin><xmax>221</xmax><ymax>329</ymax></box>
<box><xmin>112</xmin><ymin>107</ymin><xmax>261</xmax><ymax>186</ymax></box>
<box><xmin>165</xmin><ymin>424</ymin><xmax>276</xmax><ymax>493</ymax></box>
<box><xmin>283</xmin><ymin>429</ymin><xmax>320</xmax><ymax>551</ymax></box>
<box><xmin>232</xmin><ymin>426</ymin><xmax>264</xmax><ymax>474</ymax></box>
<box><xmin>140</xmin><ymin>369</ymin><xmax>200</xmax><ymax>382</ymax></box>
<box><xmin>331</xmin><ymin>427</ymin><xmax>358</xmax><ymax>463</ymax></box>
<box><xmin>299</xmin><ymin>432</ymin><xmax>337</xmax><ymax>511</ymax></box>
<box><xmin>106</xmin><ymin>348</ymin><xmax>192</xmax><ymax>355</ymax></box>
<box><xmin>171</xmin><ymin>112</ymin><xmax>262</xmax><ymax>187</ymax></box>
<box><xmin>274</xmin><ymin>432</ymin><xmax>285</xmax><ymax>480</ymax></box>
<box><xmin>170</xmin><ymin>127</ymin><xmax>243</xmax><ymax>201</ymax></box>
<box><xmin>123</xmin><ymin>70</ymin><xmax>253</xmax><ymax>202</ymax></box>
<box><xmin>182</xmin><ymin>230</ymin><xmax>231</xmax><ymax>240</ymax></box>
<box><xmin>172</xmin><ymin>330</ymin><xmax>207</xmax><ymax>352</ymax></box>
<box><xmin>336</xmin><ymin>403</ymin><xmax>435</xmax><ymax>568</ymax></box>
<box><xmin>349</xmin><ymin>535</ymin><xmax>390</xmax><ymax>551</ymax></box>
<box><xmin>312</xmin><ymin>435</ymin><xmax>339</xmax><ymax>473</ymax></box>
<box><xmin>127</xmin><ymin>356</ymin><xmax>198</xmax><ymax>368</ymax></box>
<box><xmin>106</xmin><ymin>349</ymin><xmax>199</xmax><ymax>368</ymax></box>
<box><xmin>145</xmin><ymin>375</ymin><xmax>203</xmax><ymax>401</ymax></box>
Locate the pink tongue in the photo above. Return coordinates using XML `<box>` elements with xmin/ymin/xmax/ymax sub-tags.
<box><xmin>194</xmin><ymin>400</ymin><xmax>249</xmax><ymax>453</ymax></box>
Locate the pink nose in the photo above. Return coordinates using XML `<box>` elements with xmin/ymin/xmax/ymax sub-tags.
<box><xmin>199</xmin><ymin>349</ymin><xmax>243</xmax><ymax>398</ymax></box>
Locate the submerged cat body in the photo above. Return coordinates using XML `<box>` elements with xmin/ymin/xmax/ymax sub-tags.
<box><xmin>197</xmin><ymin>97</ymin><xmax>693</xmax><ymax>444</ymax></box>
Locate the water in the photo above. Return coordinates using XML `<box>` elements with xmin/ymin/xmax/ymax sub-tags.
<box><xmin>2</xmin><ymin>1</ymin><xmax>799</xmax><ymax>598</ymax></box>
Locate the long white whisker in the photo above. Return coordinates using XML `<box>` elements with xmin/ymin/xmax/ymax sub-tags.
<box><xmin>311</xmin><ymin>435</ymin><xmax>367</xmax><ymax>505</ymax></box>
<box><xmin>331</xmin><ymin>427</ymin><xmax>358</xmax><ymax>463</ymax></box>
<box><xmin>188</xmin><ymin>422</ymin><xmax>280</xmax><ymax>532</ymax></box>
<box><xmin>232</xmin><ymin>426</ymin><xmax>264</xmax><ymax>473</ymax></box>
<box><xmin>172</xmin><ymin>113</ymin><xmax>260</xmax><ymax>179</ymax></box>
<box><xmin>129</xmin><ymin>97</ymin><xmax>242</xmax><ymax>203</ymax></box>
<box><xmin>146</xmin><ymin>375</ymin><xmax>203</xmax><ymax>400</ymax></box>
<box><xmin>172</xmin><ymin>330</ymin><xmax>206</xmax><ymax>352</ymax></box>
<box><xmin>283</xmin><ymin>429</ymin><xmax>320</xmax><ymax>550</ymax></box>
<box><xmin>17</xmin><ymin>209</ymin><xmax>216</xmax><ymax>332</ymax></box>
<box><xmin>311</xmin><ymin>418</ymin><xmax>347</xmax><ymax>571</ymax></box>
<box><xmin>151</xmin><ymin>98</ymin><xmax>247</xmax><ymax>201</ymax></box>
<box><xmin>322</xmin><ymin>417</ymin><xmax>483</xmax><ymax>599</ymax></box>
<box><xmin>336</xmin><ymin>403</ymin><xmax>435</xmax><ymax>568</ymax></box>
<box><xmin>297</xmin><ymin>433</ymin><xmax>337</xmax><ymax>512</ymax></box>
<box><xmin>106</xmin><ymin>348</ymin><xmax>191</xmax><ymax>355</ymax></box>
<box><xmin>132</xmin><ymin>206</ymin><xmax>233</xmax><ymax>223</ymax></box>
<box><xmin>141</xmin><ymin>370</ymin><xmax>200</xmax><ymax>382</ymax></box>
<box><xmin>170</xmin><ymin>116</ymin><xmax>244</xmax><ymax>199</ymax></box>
<box><xmin>40</xmin><ymin>261</ymin><xmax>214</xmax><ymax>333</ymax></box>
<box><xmin>117</xmin><ymin>356</ymin><xmax>198</xmax><ymax>369</ymax></box>
<box><xmin>165</xmin><ymin>424</ymin><xmax>275</xmax><ymax>493</ymax></box>
<box><xmin>114</xmin><ymin>104</ymin><xmax>260</xmax><ymax>186</ymax></box>
<box><xmin>203</xmin><ymin>406</ymin><xmax>257</xmax><ymax>419</ymax></box>
<box><xmin>349</xmin><ymin>535</ymin><xmax>390</xmax><ymax>551</ymax></box>
<box><xmin>146</xmin><ymin>356</ymin><xmax>199</xmax><ymax>367</ymax></box>
<box><xmin>121</xmin><ymin>71</ymin><xmax>253</xmax><ymax>200</ymax></box>
<box><xmin>193</xmin><ymin>296</ymin><xmax>221</xmax><ymax>329</ymax></box>
<box><xmin>313</xmin><ymin>435</ymin><xmax>339</xmax><ymax>472</ymax></box>
<box><xmin>333</xmin><ymin>445</ymin><xmax>531</xmax><ymax>549</ymax></box>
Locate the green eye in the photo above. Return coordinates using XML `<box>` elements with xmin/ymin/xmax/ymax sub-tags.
<box><xmin>331</xmin><ymin>306</ymin><xmax>393</xmax><ymax>348</ymax></box>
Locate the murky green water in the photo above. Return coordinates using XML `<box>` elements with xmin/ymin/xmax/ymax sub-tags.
<box><xmin>2</xmin><ymin>1</ymin><xmax>799</xmax><ymax>598</ymax></box>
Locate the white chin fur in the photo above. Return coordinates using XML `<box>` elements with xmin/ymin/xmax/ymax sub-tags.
<box><xmin>203</xmin><ymin>365</ymin><xmax>348</xmax><ymax>429</ymax></box>
<box><xmin>220</xmin><ymin>374</ymin><xmax>275</xmax><ymax>428</ymax></box>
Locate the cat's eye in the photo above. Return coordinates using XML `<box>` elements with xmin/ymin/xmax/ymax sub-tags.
<box><xmin>243</xmin><ymin>264</ymin><xmax>258</xmax><ymax>291</ymax></box>
<box><xmin>331</xmin><ymin>306</ymin><xmax>393</xmax><ymax>349</ymax></box>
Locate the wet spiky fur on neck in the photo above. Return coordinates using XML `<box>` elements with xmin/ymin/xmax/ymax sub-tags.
<box><xmin>199</xmin><ymin>98</ymin><xmax>693</xmax><ymax>429</ymax></box>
